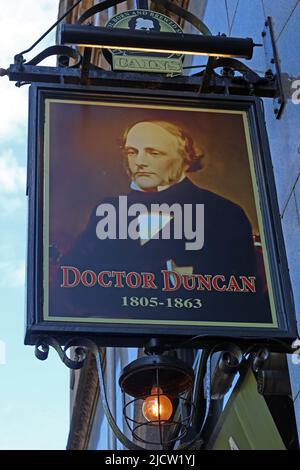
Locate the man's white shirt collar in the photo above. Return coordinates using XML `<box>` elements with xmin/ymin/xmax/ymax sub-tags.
<box><xmin>129</xmin><ymin>175</ymin><xmax>186</xmax><ymax>245</ymax></box>
<box><xmin>130</xmin><ymin>174</ymin><xmax>186</xmax><ymax>192</ymax></box>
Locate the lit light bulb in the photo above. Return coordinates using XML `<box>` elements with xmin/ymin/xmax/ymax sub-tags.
<box><xmin>142</xmin><ymin>386</ymin><xmax>173</xmax><ymax>423</ymax></box>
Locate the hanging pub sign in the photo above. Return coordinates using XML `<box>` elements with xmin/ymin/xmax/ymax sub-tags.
<box><xmin>25</xmin><ymin>84</ymin><xmax>296</xmax><ymax>347</ymax></box>
<box><xmin>105</xmin><ymin>9</ymin><xmax>183</xmax><ymax>75</ymax></box>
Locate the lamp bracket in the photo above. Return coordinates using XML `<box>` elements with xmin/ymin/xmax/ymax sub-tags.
<box><xmin>0</xmin><ymin>0</ymin><xmax>284</xmax><ymax>117</ymax></box>
<box><xmin>34</xmin><ymin>336</ymin><xmax>293</xmax><ymax>450</ymax></box>
<box><xmin>144</xmin><ymin>337</ymin><xmax>169</xmax><ymax>355</ymax></box>
<box><xmin>34</xmin><ymin>335</ymin><xmax>201</xmax><ymax>450</ymax></box>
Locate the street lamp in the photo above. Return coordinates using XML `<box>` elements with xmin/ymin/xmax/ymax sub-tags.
<box><xmin>119</xmin><ymin>354</ymin><xmax>194</xmax><ymax>447</ymax></box>
<box><xmin>59</xmin><ymin>24</ymin><xmax>257</xmax><ymax>60</ymax></box>
<box><xmin>35</xmin><ymin>337</ymin><xmax>247</xmax><ymax>450</ymax></box>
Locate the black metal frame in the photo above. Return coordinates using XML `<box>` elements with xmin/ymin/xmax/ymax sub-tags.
<box><xmin>25</xmin><ymin>82</ymin><xmax>297</xmax><ymax>350</ymax></box>
<box><xmin>0</xmin><ymin>0</ymin><xmax>285</xmax><ymax>120</ymax></box>
<box><xmin>4</xmin><ymin>63</ymin><xmax>281</xmax><ymax>98</ymax></box>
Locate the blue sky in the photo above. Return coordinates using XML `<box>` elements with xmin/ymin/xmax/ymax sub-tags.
<box><xmin>0</xmin><ymin>1</ymin><xmax>70</xmax><ymax>450</ymax></box>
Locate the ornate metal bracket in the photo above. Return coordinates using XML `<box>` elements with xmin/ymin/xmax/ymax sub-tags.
<box><xmin>34</xmin><ymin>336</ymin><xmax>253</xmax><ymax>450</ymax></box>
<box><xmin>77</xmin><ymin>0</ymin><xmax>211</xmax><ymax>35</ymax></box>
<box><xmin>13</xmin><ymin>46</ymin><xmax>82</xmax><ymax>87</ymax></box>
<box><xmin>35</xmin><ymin>336</ymin><xmax>150</xmax><ymax>450</ymax></box>
<box><xmin>35</xmin><ymin>337</ymin><xmax>87</xmax><ymax>369</ymax></box>
<box><xmin>0</xmin><ymin>0</ymin><xmax>286</xmax><ymax>118</ymax></box>
<box><xmin>251</xmin><ymin>348</ymin><xmax>292</xmax><ymax>396</ymax></box>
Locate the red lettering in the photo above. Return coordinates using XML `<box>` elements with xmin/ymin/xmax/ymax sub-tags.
<box><xmin>226</xmin><ymin>275</ymin><xmax>242</xmax><ymax>292</ymax></box>
<box><xmin>98</xmin><ymin>271</ymin><xmax>112</xmax><ymax>287</ymax></box>
<box><xmin>182</xmin><ymin>274</ymin><xmax>196</xmax><ymax>291</ymax></box>
<box><xmin>60</xmin><ymin>266</ymin><xmax>80</xmax><ymax>288</ymax></box>
<box><xmin>212</xmin><ymin>275</ymin><xmax>226</xmax><ymax>291</ymax></box>
<box><xmin>112</xmin><ymin>271</ymin><xmax>126</xmax><ymax>288</ymax></box>
<box><xmin>81</xmin><ymin>270</ymin><xmax>97</xmax><ymax>287</ymax></box>
<box><xmin>141</xmin><ymin>272</ymin><xmax>158</xmax><ymax>289</ymax></box>
<box><xmin>162</xmin><ymin>270</ymin><xmax>181</xmax><ymax>291</ymax></box>
<box><xmin>195</xmin><ymin>274</ymin><xmax>212</xmax><ymax>291</ymax></box>
<box><xmin>126</xmin><ymin>272</ymin><xmax>141</xmax><ymax>288</ymax></box>
<box><xmin>240</xmin><ymin>276</ymin><xmax>256</xmax><ymax>293</ymax></box>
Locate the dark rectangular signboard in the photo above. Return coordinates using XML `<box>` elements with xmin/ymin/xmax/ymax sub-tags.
<box><xmin>25</xmin><ymin>84</ymin><xmax>296</xmax><ymax>347</ymax></box>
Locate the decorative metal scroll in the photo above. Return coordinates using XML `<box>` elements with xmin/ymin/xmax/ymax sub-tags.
<box><xmin>26</xmin><ymin>46</ymin><xmax>81</xmax><ymax>67</ymax></box>
<box><xmin>35</xmin><ymin>336</ymin><xmax>146</xmax><ymax>450</ymax></box>
<box><xmin>77</xmin><ymin>0</ymin><xmax>212</xmax><ymax>35</ymax></box>
<box><xmin>35</xmin><ymin>337</ymin><xmax>87</xmax><ymax>369</ymax></box>
<box><xmin>33</xmin><ymin>336</ymin><xmax>249</xmax><ymax>451</ymax></box>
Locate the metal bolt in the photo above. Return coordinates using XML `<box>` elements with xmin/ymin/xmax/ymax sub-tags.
<box><xmin>261</xmin><ymin>31</ymin><xmax>266</xmax><ymax>37</ymax></box>
<box><xmin>274</xmin><ymin>108</ymin><xmax>279</xmax><ymax>114</ymax></box>
<box><xmin>271</xmin><ymin>58</ymin><xmax>275</xmax><ymax>64</ymax></box>
<box><xmin>265</xmin><ymin>69</ymin><xmax>273</xmax><ymax>79</ymax></box>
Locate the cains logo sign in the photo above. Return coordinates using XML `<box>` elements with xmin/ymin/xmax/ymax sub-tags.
<box><xmin>105</xmin><ymin>9</ymin><xmax>183</xmax><ymax>75</ymax></box>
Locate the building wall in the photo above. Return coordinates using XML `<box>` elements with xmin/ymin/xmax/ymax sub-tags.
<box><xmin>198</xmin><ymin>0</ymin><xmax>300</xmax><ymax>432</ymax></box>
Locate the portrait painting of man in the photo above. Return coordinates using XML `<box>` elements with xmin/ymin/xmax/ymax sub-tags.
<box><xmin>44</xmin><ymin>97</ymin><xmax>277</xmax><ymax>329</ymax></box>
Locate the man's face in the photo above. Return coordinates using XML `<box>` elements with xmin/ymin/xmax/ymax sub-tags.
<box><xmin>124</xmin><ymin>122</ymin><xmax>186</xmax><ymax>191</ymax></box>
<box><xmin>134</xmin><ymin>18</ymin><xmax>155</xmax><ymax>31</ymax></box>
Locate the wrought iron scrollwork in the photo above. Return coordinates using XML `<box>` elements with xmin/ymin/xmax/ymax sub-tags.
<box><xmin>77</xmin><ymin>0</ymin><xmax>212</xmax><ymax>35</ymax></box>
<box><xmin>35</xmin><ymin>337</ymin><xmax>87</xmax><ymax>369</ymax></box>
<box><xmin>14</xmin><ymin>0</ymin><xmax>84</xmax><ymax>62</ymax></box>
<box><xmin>35</xmin><ymin>336</ymin><xmax>143</xmax><ymax>449</ymax></box>
<box><xmin>35</xmin><ymin>337</ymin><xmax>233</xmax><ymax>450</ymax></box>
<box><xmin>26</xmin><ymin>46</ymin><xmax>81</xmax><ymax>68</ymax></box>
<box><xmin>34</xmin><ymin>336</ymin><xmax>292</xmax><ymax>449</ymax></box>
<box><xmin>196</xmin><ymin>56</ymin><xmax>266</xmax><ymax>94</ymax></box>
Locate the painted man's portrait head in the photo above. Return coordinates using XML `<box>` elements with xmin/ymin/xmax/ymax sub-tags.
<box><xmin>121</xmin><ymin>120</ymin><xmax>204</xmax><ymax>191</ymax></box>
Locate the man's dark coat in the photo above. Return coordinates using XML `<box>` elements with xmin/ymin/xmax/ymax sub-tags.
<box><xmin>51</xmin><ymin>178</ymin><xmax>272</xmax><ymax>324</ymax></box>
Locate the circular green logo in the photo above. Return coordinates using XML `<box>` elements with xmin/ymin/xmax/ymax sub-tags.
<box><xmin>106</xmin><ymin>8</ymin><xmax>183</xmax><ymax>34</ymax></box>
<box><xmin>105</xmin><ymin>9</ymin><xmax>183</xmax><ymax>75</ymax></box>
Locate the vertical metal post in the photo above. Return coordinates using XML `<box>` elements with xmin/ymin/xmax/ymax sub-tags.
<box><xmin>137</xmin><ymin>0</ymin><xmax>149</xmax><ymax>9</ymax></box>
<box><xmin>106</xmin><ymin>347</ymin><xmax>117</xmax><ymax>449</ymax></box>
<box><xmin>120</xmin><ymin>348</ymin><xmax>133</xmax><ymax>441</ymax></box>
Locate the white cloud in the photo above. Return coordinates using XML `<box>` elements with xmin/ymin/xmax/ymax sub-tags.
<box><xmin>0</xmin><ymin>195</ymin><xmax>25</xmax><ymax>215</ymax></box>
<box><xmin>0</xmin><ymin>148</ymin><xmax>27</xmax><ymax>215</ymax></box>
<box><xmin>11</xmin><ymin>259</ymin><xmax>26</xmax><ymax>287</ymax></box>
<box><xmin>0</xmin><ymin>83</ymin><xmax>28</xmax><ymax>142</ymax></box>
<box><xmin>0</xmin><ymin>259</ymin><xmax>25</xmax><ymax>288</ymax></box>
<box><xmin>0</xmin><ymin>1</ymin><xmax>59</xmax><ymax>65</ymax></box>
<box><xmin>0</xmin><ymin>149</ymin><xmax>26</xmax><ymax>193</ymax></box>
<box><xmin>0</xmin><ymin>1</ymin><xmax>59</xmax><ymax>140</ymax></box>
